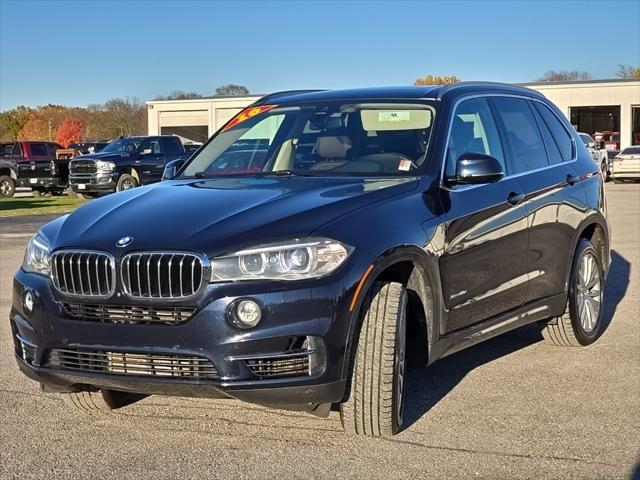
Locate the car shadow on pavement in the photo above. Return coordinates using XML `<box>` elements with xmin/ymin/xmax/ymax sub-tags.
<box><xmin>402</xmin><ymin>249</ymin><xmax>630</xmax><ymax>430</ymax></box>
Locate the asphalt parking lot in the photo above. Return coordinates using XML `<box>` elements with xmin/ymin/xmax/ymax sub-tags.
<box><xmin>0</xmin><ymin>183</ymin><xmax>638</xmax><ymax>480</ymax></box>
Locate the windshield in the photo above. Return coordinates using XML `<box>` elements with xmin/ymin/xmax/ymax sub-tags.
<box><xmin>101</xmin><ymin>138</ymin><xmax>142</xmax><ymax>154</ymax></box>
<box><xmin>181</xmin><ymin>102</ymin><xmax>436</xmax><ymax>178</ymax></box>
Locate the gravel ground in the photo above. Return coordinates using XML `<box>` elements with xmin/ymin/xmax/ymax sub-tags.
<box><xmin>0</xmin><ymin>183</ymin><xmax>638</xmax><ymax>480</ymax></box>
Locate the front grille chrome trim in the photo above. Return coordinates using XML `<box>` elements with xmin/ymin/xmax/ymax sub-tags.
<box><xmin>51</xmin><ymin>250</ymin><xmax>116</xmax><ymax>299</ymax></box>
<box><xmin>120</xmin><ymin>252</ymin><xmax>208</xmax><ymax>300</ymax></box>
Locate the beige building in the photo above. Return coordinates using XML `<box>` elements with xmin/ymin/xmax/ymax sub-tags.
<box><xmin>147</xmin><ymin>79</ymin><xmax>640</xmax><ymax>148</ymax></box>
<box><xmin>523</xmin><ymin>79</ymin><xmax>640</xmax><ymax>148</ymax></box>
<box><xmin>146</xmin><ymin>95</ymin><xmax>262</xmax><ymax>144</ymax></box>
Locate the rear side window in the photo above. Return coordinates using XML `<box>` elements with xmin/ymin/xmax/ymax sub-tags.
<box><xmin>531</xmin><ymin>104</ymin><xmax>563</xmax><ymax>165</ymax></box>
<box><xmin>492</xmin><ymin>97</ymin><xmax>549</xmax><ymax>173</ymax></box>
<box><xmin>30</xmin><ymin>143</ymin><xmax>47</xmax><ymax>157</ymax></box>
<box><xmin>446</xmin><ymin>97</ymin><xmax>505</xmax><ymax>177</ymax></box>
<box><xmin>532</xmin><ymin>102</ymin><xmax>574</xmax><ymax>161</ymax></box>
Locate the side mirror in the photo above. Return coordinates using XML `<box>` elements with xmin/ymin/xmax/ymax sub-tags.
<box><xmin>587</xmin><ymin>142</ymin><xmax>596</xmax><ymax>149</ymax></box>
<box><xmin>140</xmin><ymin>148</ymin><xmax>153</xmax><ymax>155</ymax></box>
<box><xmin>447</xmin><ymin>153</ymin><xmax>504</xmax><ymax>186</ymax></box>
<box><xmin>162</xmin><ymin>159</ymin><xmax>185</xmax><ymax>180</ymax></box>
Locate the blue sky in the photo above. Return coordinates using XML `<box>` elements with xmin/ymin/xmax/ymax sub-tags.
<box><xmin>1</xmin><ymin>0</ymin><xmax>638</xmax><ymax>110</ymax></box>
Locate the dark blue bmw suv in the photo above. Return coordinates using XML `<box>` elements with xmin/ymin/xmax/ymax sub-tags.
<box><xmin>11</xmin><ymin>83</ymin><xmax>610</xmax><ymax>436</ymax></box>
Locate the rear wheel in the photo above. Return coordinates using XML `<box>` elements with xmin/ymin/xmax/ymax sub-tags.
<box><xmin>0</xmin><ymin>175</ymin><xmax>15</xmax><ymax>197</ymax></box>
<box><xmin>61</xmin><ymin>389</ymin><xmax>145</xmax><ymax>413</ymax></box>
<box><xmin>340</xmin><ymin>281</ymin><xmax>407</xmax><ymax>436</ymax></box>
<box><xmin>541</xmin><ymin>239</ymin><xmax>604</xmax><ymax>346</ymax></box>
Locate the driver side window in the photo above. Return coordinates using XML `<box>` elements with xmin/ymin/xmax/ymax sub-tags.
<box><xmin>446</xmin><ymin>98</ymin><xmax>505</xmax><ymax>178</ymax></box>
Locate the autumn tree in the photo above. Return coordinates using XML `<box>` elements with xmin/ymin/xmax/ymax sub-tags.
<box><xmin>0</xmin><ymin>106</ymin><xmax>34</xmax><ymax>142</ymax></box>
<box><xmin>537</xmin><ymin>70</ymin><xmax>592</xmax><ymax>82</ymax></box>
<box><xmin>55</xmin><ymin>118</ymin><xmax>84</xmax><ymax>147</ymax></box>
<box><xmin>616</xmin><ymin>64</ymin><xmax>640</xmax><ymax>79</ymax></box>
<box><xmin>414</xmin><ymin>74</ymin><xmax>460</xmax><ymax>85</ymax></box>
<box><xmin>215</xmin><ymin>84</ymin><xmax>250</xmax><ymax>95</ymax></box>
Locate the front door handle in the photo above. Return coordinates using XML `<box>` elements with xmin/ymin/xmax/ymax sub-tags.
<box><xmin>507</xmin><ymin>192</ymin><xmax>525</xmax><ymax>206</ymax></box>
<box><xmin>566</xmin><ymin>174</ymin><xmax>580</xmax><ymax>186</ymax></box>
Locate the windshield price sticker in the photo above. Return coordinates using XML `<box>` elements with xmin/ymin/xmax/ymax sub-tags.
<box><xmin>398</xmin><ymin>158</ymin><xmax>412</xmax><ymax>171</ymax></box>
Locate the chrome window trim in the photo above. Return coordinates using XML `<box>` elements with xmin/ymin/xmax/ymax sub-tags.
<box><xmin>50</xmin><ymin>249</ymin><xmax>116</xmax><ymax>299</ymax></box>
<box><xmin>439</xmin><ymin>93</ymin><xmax>579</xmax><ymax>193</ymax></box>
<box><xmin>119</xmin><ymin>251</ymin><xmax>210</xmax><ymax>300</ymax></box>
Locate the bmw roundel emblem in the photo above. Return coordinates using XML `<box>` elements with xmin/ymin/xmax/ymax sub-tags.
<box><xmin>116</xmin><ymin>236</ymin><xmax>134</xmax><ymax>247</ymax></box>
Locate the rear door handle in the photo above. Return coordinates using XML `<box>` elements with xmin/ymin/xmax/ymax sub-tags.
<box><xmin>566</xmin><ymin>174</ymin><xmax>580</xmax><ymax>186</ymax></box>
<box><xmin>507</xmin><ymin>192</ymin><xmax>525</xmax><ymax>206</ymax></box>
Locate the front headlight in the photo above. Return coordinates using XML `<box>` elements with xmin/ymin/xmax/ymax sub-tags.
<box><xmin>210</xmin><ymin>238</ymin><xmax>353</xmax><ymax>282</ymax></box>
<box><xmin>96</xmin><ymin>160</ymin><xmax>115</xmax><ymax>173</ymax></box>
<box><xmin>23</xmin><ymin>234</ymin><xmax>51</xmax><ymax>276</ymax></box>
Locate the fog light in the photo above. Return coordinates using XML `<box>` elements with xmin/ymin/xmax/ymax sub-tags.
<box><xmin>230</xmin><ymin>299</ymin><xmax>262</xmax><ymax>328</ymax></box>
<box><xmin>23</xmin><ymin>291</ymin><xmax>34</xmax><ymax>315</ymax></box>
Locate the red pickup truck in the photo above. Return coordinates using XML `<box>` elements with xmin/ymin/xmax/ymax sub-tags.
<box><xmin>0</xmin><ymin>141</ymin><xmax>69</xmax><ymax>197</ymax></box>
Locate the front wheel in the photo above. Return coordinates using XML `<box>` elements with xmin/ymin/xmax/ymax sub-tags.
<box><xmin>340</xmin><ymin>281</ymin><xmax>407</xmax><ymax>436</ymax></box>
<box><xmin>0</xmin><ymin>175</ymin><xmax>16</xmax><ymax>197</ymax></box>
<box><xmin>116</xmin><ymin>173</ymin><xmax>139</xmax><ymax>192</ymax></box>
<box><xmin>541</xmin><ymin>239</ymin><xmax>605</xmax><ymax>346</ymax></box>
<box><xmin>601</xmin><ymin>161</ymin><xmax>610</xmax><ymax>182</ymax></box>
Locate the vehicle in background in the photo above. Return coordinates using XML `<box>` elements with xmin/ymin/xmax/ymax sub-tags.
<box><xmin>183</xmin><ymin>143</ymin><xmax>202</xmax><ymax>157</ymax></box>
<box><xmin>68</xmin><ymin>142</ymin><xmax>110</xmax><ymax>155</ymax></box>
<box><xmin>594</xmin><ymin>131</ymin><xmax>620</xmax><ymax>151</ymax></box>
<box><xmin>0</xmin><ymin>141</ymin><xmax>68</xmax><ymax>197</ymax></box>
<box><xmin>579</xmin><ymin>133</ymin><xmax>610</xmax><ymax>180</ymax></box>
<box><xmin>611</xmin><ymin>146</ymin><xmax>640</xmax><ymax>183</ymax></box>
<box><xmin>68</xmin><ymin>136</ymin><xmax>187</xmax><ymax>196</ymax></box>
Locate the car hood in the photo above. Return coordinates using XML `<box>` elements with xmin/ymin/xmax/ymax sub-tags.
<box><xmin>43</xmin><ymin>176</ymin><xmax>418</xmax><ymax>256</ymax></box>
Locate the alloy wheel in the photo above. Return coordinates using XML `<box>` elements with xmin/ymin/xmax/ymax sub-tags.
<box><xmin>0</xmin><ymin>180</ymin><xmax>11</xmax><ymax>196</ymax></box>
<box><xmin>576</xmin><ymin>252</ymin><xmax>602</xmax><ymax>332</ymax></box>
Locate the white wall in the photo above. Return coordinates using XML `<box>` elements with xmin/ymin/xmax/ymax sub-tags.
<box><xmin>147</xmin><ymin>96</ymin><xmax>262</xmax><ymax>142</ymax></box>
<box><xmin>524</xmin><ymin>80</ymin><xmax>640</xmax><ymax>148</ymax></box>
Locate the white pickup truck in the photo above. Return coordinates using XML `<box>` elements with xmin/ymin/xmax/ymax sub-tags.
<box><xmin>579</xmin><ymin>133</ymin><xmax>610</xmax><ymax>181</ymax></box>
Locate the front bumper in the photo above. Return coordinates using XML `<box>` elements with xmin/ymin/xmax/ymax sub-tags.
<box><xmin>69</xmin><ymin>173</ymin><xmax>117</xmax><ymax>193</ymax></box>
<box><xmin>10</xmin><ymin>252</ymin><xmax>372</xmax><ymax>411</ymax></box>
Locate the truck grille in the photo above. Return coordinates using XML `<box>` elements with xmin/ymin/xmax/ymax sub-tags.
<box><xmin>121</xmin><ymin>253</ymin><xmax>205</xmax><ymax>299</ymax></box>
<box><xmin>47</xmin><ymin>348</ymin><xmax>219</xmax><ymax>379</ymax></box>
<box><xmin>245</xmin><ymin>353</ymin><xmax>311</xmax><ymax>379</ymax></box>
<box><xmin>69</xmin><ymin>159</ymin><xmax>97</xmax><ymax>175</ymax></box>
<box><xmin>61</xmin><ymin>303</ymin><xmax>196</xmax><ymax>324</ymax></box>
<box><xmin>51</xmin><ymin>251</ymin><xmax>115</xmax><ymax>297</ymax></box>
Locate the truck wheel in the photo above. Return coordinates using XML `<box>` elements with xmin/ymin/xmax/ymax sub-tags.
<box><xmin>116</xmin><ymin>174</ymin><xmax>139</xmax><ymax>192</ymax></box>
<box><xmin>340</xmin><ymin>281</ymin><xmax>407</xmax><ymax>436</ymax></box>
<box><xmin>61</xmin><ymin>389</ymin><xmax>146</xmax><ymax>413</ymax></box>
<box><xmin>0</xmin><ymin>176</ymin><xmax>15</xmax><ymax>197</ymax></box>
<box><xmin>541</xmin><ymin>239</ymin><xmax>604</xmax><ymax>347</ymax></box>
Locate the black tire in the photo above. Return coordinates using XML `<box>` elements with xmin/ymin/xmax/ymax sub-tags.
<box><xmin>340</xmin><ymin>281</ymin><xmax>407</xmax><ymax>436</ymax></box>
<box><xmin>116</xmin><ymin>173</ymin><xmax>139</xmax><ymax>192</ymax></box>
<box><xmin>541</xmin><ymin>239</ymin><xmax>605</xmax><ymax>347</ymax></box>
<box><xmin>601</xmin><ymin>161</ymin><xmax>610</xmax><ymax>182</ymax></box>
<box><xmin>61</xmin><ymin>389</ymin><xmax>145</xmax><ymax>412</ymax></box>
<box><xmin>0</xmin><ymin>175</ymin><xmax>16</xmax><ymax>197</ymax></box>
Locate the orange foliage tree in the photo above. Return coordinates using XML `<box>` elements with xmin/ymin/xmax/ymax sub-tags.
<box><xmin>55</xmin><ymin>118</ymin><xmax>84</xmax><ymax>147</ymax></box>
<box><xmin>414</xmin><ymin>74</ymin><xmax>460</xmax><ymax>85</ymax></box>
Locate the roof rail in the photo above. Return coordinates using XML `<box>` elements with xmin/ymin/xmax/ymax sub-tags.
<box><xmin>256</xmin><ymin>89</ymin><xmax>327</xmax><ymax>104</ymax></box>
<box><xmin>436</xmin><ymin>81</ymin><xmax>544</xmax><ymax>100</ymax></box>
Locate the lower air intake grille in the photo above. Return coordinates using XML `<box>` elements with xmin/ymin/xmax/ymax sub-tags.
<box><xmin>47</xmin><ymin>348</ymin><xmax>219</xmax><ymax>379</ymax></box>
<box><xmin>61</xmin><ymin>303</ymin><xmax>196</xmax><ymax>324</ymax></box>
<box><xmin>245</xmin><ymin>353</ymin><xmax>310</xmax><ymax>379</ymax></box>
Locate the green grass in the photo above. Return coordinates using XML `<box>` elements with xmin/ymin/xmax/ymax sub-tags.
<box><xmin>0</xmin><ymin>195</ymin><xmax>87</xmax><ymax>217</ymax></box>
